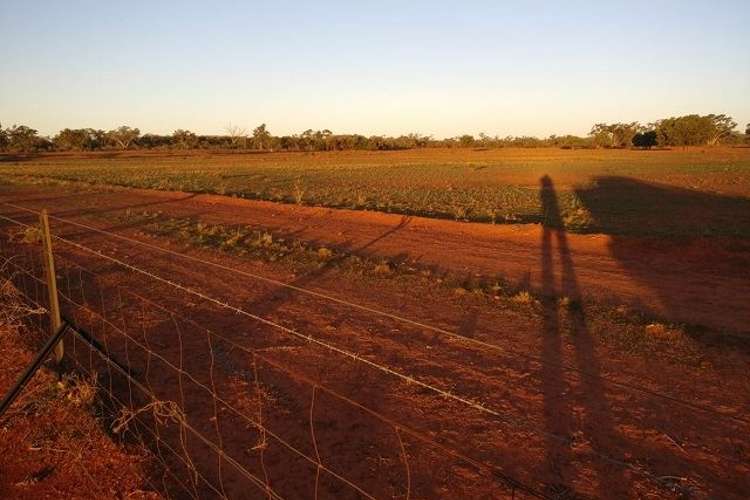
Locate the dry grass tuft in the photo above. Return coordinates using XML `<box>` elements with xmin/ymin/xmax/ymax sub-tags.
<box><xmin>317</xmin><ymin>247</ymin><xmax>334</xmax><ymax>261</ymax></box>
<box><xmin>0</xmin><ymin>258</ymin><xmax>46</xmax><ymax>330</ymax></box>
<box><xmin>6</xmin><ymin>225</ymin><xmax>42</xmax><ymax>245</ymax></box>
<box><xmin>373</xmin><ymin>262</ymin><xmax>392</xmax><ymax>275</ymax></box>
<box><xmin>112</xmin><ymin>400</ymin><xmax>184</xmax><ymax>435</ymax></box>
<box><xmin>59</xmin><ymin>373</ymin><xmax>98</xmax><ymax>408</ymax></box>
<box><xmin>511</xmin><ymin>290</ymin><xmax>534</xmax><ymax>305</ymax></box>
<box><xmin>645</xmin><ymin>322</ymin><xmax>684</xmax><ymax>340</ymax></box>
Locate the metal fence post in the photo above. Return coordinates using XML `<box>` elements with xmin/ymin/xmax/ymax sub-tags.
<box><xmin>40</xmin><ymin>209</ymin><xmax>63</xmax><ymax>364</ymax></box>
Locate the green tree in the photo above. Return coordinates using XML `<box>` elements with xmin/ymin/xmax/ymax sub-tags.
<box><xmin>53</xmin><ymin>128</ymin><xmax>105</xmax><ymax>150</ymax></box>
<box><xmin>613</xmin><ymin>122</ymin><xmax>640</xmax><ymax>148</ymax></box>
<box><xmin>172</xmin><ymin>129</ymin><xmax>198</xmax><ymax>149</ymax></box>
<box><xmin>706</xmin><ymin>114</ymin><xmax>737</xmax><ymax>145</ymax></box>
<box><xmin>6</xmin><ymin>124</ymin><xmax>40</xmax><ymax>152</ymax></box>
<box><xmin>252</xmin><ymin>123</ymin><xmax>272</xmax><ymax>150</ymax></box>
<box><xmin>54</xmin><ymin>128</ymin><xmax>85</xmax><ymax>150</ymax></box>
<box><xmin>589</xmin><ymin>122</ymin><xmax>639</xmax><ymax>148</ymax></box>
<box><xmin>654</xmin><ymin>114</ymin><xmax>737</xmax><ymax>147</ymax></box>
<box><xmin>0</xmin><ymin>123</ymin><xmax>8</xmax><ymax>151</ymax></box>
<box><xmin>632</xmin><ymin>130</ymin><xmax>657</xmax><ymax>149</ymax></box>
<box><xmin>746</xmin><ymin>123</ymin><xmax>750</xmax><ymax>145</ymax></box>
<box><xmin>316</xmin><ymin>129</ymin><xmax>332</xmax><ymax>151</ymax></box>
<box><xmin>459</xmin><ymin>134</ymin><xmax>475</xmax><ymax>147</ymax></box>
<box><xmin>107</xmin><ymin>126</ymin><xmax>140</xmax><ymax>149</ymax></box>
<box><xmin>590</xmin><ymin>123</ymin><xmax>614</xmax><ymax>147</ymax></box>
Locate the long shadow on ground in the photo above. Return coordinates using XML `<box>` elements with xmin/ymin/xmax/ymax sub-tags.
<box><xmin>574</xmin><ymin>176</ymin><xmax>750</xmax><ymax>337</ymax></box>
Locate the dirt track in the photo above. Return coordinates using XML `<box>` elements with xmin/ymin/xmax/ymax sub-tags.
<box><xmin>1</xmin><ymin>183</ymin><xmax>749</xmax><ymax>499</ymax></box>
<box><xmin>4</xmin><ymin>184</ymin><xmax>748</xmax><ymax>334</ymax></box>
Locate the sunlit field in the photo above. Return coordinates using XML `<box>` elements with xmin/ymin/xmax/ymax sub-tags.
<box><xmin>3</xmin><ymin>147</ymin><xmax>749</xmax><ymax>237</ymax></box>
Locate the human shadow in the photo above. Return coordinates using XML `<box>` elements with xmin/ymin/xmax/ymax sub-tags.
<box><xmin>540</xmin><ymin>175</ymin><xmax>626</xmax><ymax>497</ymax></box>
<box><xmin>574</xmin><ymin>176</ymin><xmax>750</xmax><ymax>336</ymax></box>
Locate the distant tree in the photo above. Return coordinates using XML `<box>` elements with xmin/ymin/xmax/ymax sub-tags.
<box><xmin>590</xmin><ymin>123</ymin><xmax>614</xmax><ymax>147</ymax></box>
<box><xmin>0</xmin><ymin>123</ymin><xmax>8</xmax><ymax>151</ymax></box>
<box><xmin>316</xmin><ymin>129</ymin><xmax>332</xmax><ymax>151</ymax></box>
<box><xmin>5</xmin><ymin>115</ymin><xmax>743</xmax><ymax>153</ymax></box>
<box><xmin>138</xmin><ymin>134</ymin><xmax>173</xmax><ymax>149</ymax></box>
<box><xmin>499</xmin><ymin>135</ymin><xmax>545</xmax><ymax>148</ymax></box>
<box><xmin>53</xmin><ymin>128</ymin><xmax>105</xmax><ymax>151</ymax></box>
<box><xmin>653</xmin><ymin>114</ymin><xmax>737</xmax><ymax>147</ymax></box>
<box><xmin>548</xmin><ymin>134</ymin><xmax>594</xmax><ymax>149</ymax></box>
<box><xmin>746</xmin><ymin>123</ymin><xmax>750</xmax><ymax>145</ymax></box>
<box><xmin>459</xmin><ymin>134</ymin><xmax>475</xmax><ymax>147</ymax></box>
<box><xmin>632</xmin><ymin>130</ymin><xmax>657</xmax><ymax>149</ymax></box>
<box><xmin>90</xmin><ymin>129</ymin><xmax>107</xmax><ymax>149</ymax></box>
<box><xmin>477</xmin><ymin>132</ymin><xmax>493</xmax><ymax>147</ymax></box>
<box><xmin>368</xmin><ymin>135</ymin><xmax>389</xmax><ymax>150</ymax></box>
<box><xmin>278</xmin><ymin>135</ymin><xmax>296</xmax><ymax>150</ymax></box>
<box><xmin>252</xmin><ymin>123</ymin><xmax>272</xmax><ymax>150</ymax></box>
<box><xmin>54</xmin><ymin>128</ymin><xmax>85</xmax><ymax>150</ymax></box>
<box><xmin>6</xmin><ymin>124</ymin><xmax>40</xmax><ymax>152</ymax></box>
<box><xmin>613</xmin><ymin>122</ymin><xmax>640</xmax><ymax>148</ymax></box>
<box><xmin>225</xmin><ymin>124</ymin><xmax>248</xmax><ymax>148</ymax></box>
<box><xmin>172</xmin><ymin>129</ymin><xmax>198</xmax><ymax>149</ymax></box>
<box><xmin>299</xmin><ymin>129</ymin><xmax>314</xmax><ymax>151</ymax></box>
<box><xmin>107</xmin><ymin>126</ymin><xmax>140</xmax><ymax>149</ymax></box>
<box><xmin>653</xmin><ymin>116</ymin><xmax>691</xmax><ymax>146</ymax></box>
<box><xmin>590</xmin><ymin>122</ymin><xmax>639</xmax><ymax>148</ymax></box>
<box><xmin>706</xmin><ymin>114</ymin><xmax>737</xmax><ymax>145</ymax></box>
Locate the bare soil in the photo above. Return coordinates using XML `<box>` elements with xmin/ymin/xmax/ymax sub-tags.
<box><xmin>0</xmin><ymin>322</ymin><xmax>158</xmax><ymax>499</ymax></box>
<box><xmin>5</xmin><ymin>184</ymin><xmax>748</xmax><ymax>333</ymax></box>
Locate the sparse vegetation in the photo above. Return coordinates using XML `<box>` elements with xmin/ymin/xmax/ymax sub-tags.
<box><xmin>112</xmin><ymin>209</ymin><xmax>714</xmax><ymax>364</ymax></box>
<box><xmin>2</xmin><ymin>148</ymin><xmax>749</xmax><ymax>237</ymax></box>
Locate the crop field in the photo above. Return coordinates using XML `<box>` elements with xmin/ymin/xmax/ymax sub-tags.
<box><xmin>2</xmin><ymin>147</ymin><xmax>750</xmax><ymax>237</ymax></box>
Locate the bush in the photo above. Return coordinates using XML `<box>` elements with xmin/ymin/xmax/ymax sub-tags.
<box><xmin>632</xmin><ymin>131</ymin><xmax>657</xmax><ymax>149</ymax></box>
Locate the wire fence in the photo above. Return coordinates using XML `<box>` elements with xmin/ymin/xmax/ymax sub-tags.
<box><xmin>0</xmin><ymin>203</ymin><xmax>747</xmax><ymax>499</ymax></box>
<box><xmin>0</xmin><ymin>209</ymin><xmax>543</xmax><ymax>498</ymax></box>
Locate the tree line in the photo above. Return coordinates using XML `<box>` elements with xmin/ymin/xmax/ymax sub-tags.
<box><xmin>1</xmin><ymin>114</ymin><xmax>748</xmax><ymax>154</ymax></box>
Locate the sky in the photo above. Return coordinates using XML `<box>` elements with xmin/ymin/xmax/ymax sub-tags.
<box><xmin>1</xmin><ymin>0</ymin><xmax>748</xmax><ymax>139</ymax></box>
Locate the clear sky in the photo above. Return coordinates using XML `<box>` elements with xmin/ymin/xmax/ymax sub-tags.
<box><xmin>1</xmin><ymin>0</ymin><xmax>748</xmax><ymax>138</ymax></box>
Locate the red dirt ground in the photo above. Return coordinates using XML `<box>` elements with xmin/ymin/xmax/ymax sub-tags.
<box><xmin>5</xmin><ymin>184</ymin><xmax>748</xmax><ymax>333</ymax></box>
<box><xmin>0</xmin><ymin>322</ymin><xmax>158</xmax><ymax>499</ymax></box>
<box><xmin>0</xmin><ymin>184</ymin><xmax>749</xmax><ymax>499</ymax></box>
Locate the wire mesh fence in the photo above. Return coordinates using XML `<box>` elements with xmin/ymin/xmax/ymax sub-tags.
<box><xmin>0</xmin><ymin>209</ymin><xmax>545</xmax><ymax>498</ymax></box>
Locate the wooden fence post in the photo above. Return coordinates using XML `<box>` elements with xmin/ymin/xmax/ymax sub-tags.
<box><xmin>40</xmin><ymin>209</ymin><xmax>63</xmax><ymax>364</ymax></box>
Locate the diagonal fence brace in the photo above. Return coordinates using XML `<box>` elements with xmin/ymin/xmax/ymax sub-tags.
<box><xmin>0</xmin><ymin>321</ymin><xmax>69</xmax><ymax>419</ymax></box>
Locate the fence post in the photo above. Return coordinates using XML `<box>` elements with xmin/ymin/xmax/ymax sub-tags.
<box><xmin>40</xmin><ymin>209</ymin><xmax>63</xmax><ymax>364</ymax></box>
